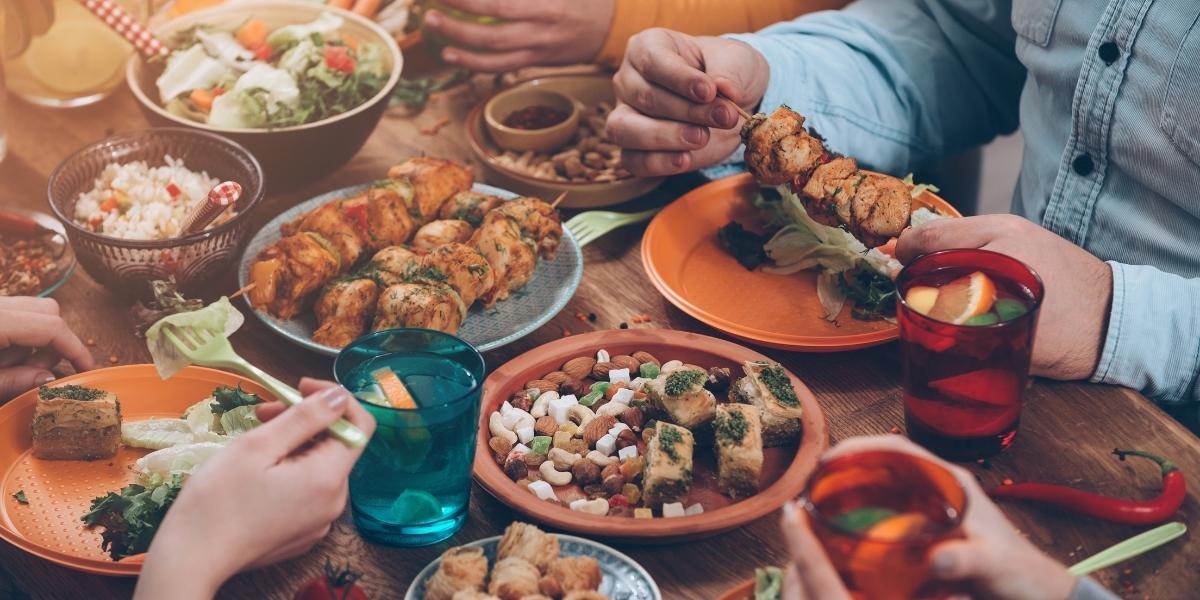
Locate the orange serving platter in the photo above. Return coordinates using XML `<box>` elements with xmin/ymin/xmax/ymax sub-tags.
<box><xmin>641</xmin><ymin>173</ymin><xmax>962</xmax><ymax>352</ymax></box>
<box><xmin>472</xmin><ymin>328</ymin><xmax>828</xmax><ymax>543</ymax></box>
<box><xmin>0</xmin><ymin>365</ymin><xmax>274</xmax><ymax>576</ymax></box>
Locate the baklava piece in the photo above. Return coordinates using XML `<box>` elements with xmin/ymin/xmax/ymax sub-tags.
<box><xmin>32</xmin><ymin>384</ymin><xmax>121</xmax><ymax>460</ymax></box>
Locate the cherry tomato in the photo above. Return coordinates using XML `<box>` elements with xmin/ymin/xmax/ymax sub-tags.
<box><xmin>324</xmin><ymin>46</ymin><xmax>356</xmax><ymax>73</ymax></box>
<box><xmin>294</xmin><ymin>560</ymin><xmax>367</xmax><ymax>600</ymax></box>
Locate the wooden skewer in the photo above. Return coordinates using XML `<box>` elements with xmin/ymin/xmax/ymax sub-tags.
<box><xmin>550</xmin><ymin>191</ymin><xmax>568</xmax><ymax>209</ymax></box>
<box><xmin>228</xmin><ymin>282</ymin><xmax>256</xmax><ymax>300</ymax></box>
<box><xmin>719</xmin><ymin>92</ymin><xmax>755</xmax><ymax>122</ymax></box>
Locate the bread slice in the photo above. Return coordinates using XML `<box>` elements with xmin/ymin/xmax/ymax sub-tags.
<box><xmin>32</xmin><ymin>384</ymin><xmax>121</xmax><ymax>460</ymax></box>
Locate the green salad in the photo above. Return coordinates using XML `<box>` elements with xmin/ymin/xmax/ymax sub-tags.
<box><xmin>156</xmin><ymin>12</ymin><xmax>388</xmax><ymax>129</ymax></box>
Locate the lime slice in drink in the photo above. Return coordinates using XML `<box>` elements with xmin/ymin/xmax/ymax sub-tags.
<box><xmin>391</xmin><ymin>490</ymin><xmax>443</xmax><ymax>524</ymax></box>
<box><xmin>23</xmin><ymin>21</ymin><xmax>126</xmax><ymax>94</ymax></box>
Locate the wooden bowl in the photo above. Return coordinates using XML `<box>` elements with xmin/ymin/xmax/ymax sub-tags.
<box><xmin>484</xmin><ymin>88</ymin><xmax>580</xmax><ymax>153</ymax></box>
<box><xmin>126</xmin><ymin>1</ymin><xmax>403</xmax><ymax>189</ymax></box>
<box><xmin>472</xmin><ymin>328</ymin><xmax>829</xmax><ymax>543</ymax></box>
<box><xmin>466</xmin><ymin>74</ymin><xmax>665</xmax><ymax>209</ymax></box>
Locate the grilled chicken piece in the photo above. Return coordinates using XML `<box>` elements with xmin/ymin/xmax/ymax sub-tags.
<box><xmin>412</xmin><ymin>219</ymin><xmax>474</xmax><ymax>254</ymax></box>
<box><xmin>364</xmin><ymin>180</ymin><xmax>419</xmax><ymax>251</ymax></box>
<box><xmin>472</xmin><ymin>215</ymin><xmax>536</xmax><ymax>307</ymax></box>
<box><xmin>488</xmin><ymin>197</ymin><xmax>563</xmax><ymax>259</ymax></box>
<box><xmin>800</xmin><ymin>157</ymin><xmax>911</xmax><ymax>247</ymax></box>
<box><xmin>248</xmin><ymin>232</ymin><xmax>341</xmax><ymax>319</ymax></box>
<box><xmin>439</xmin><ymin>190</ymin><xmax>504</xmax><ymax>227</ymax></box>
<box><xmin>744</xmin><ymin>106</ymin><xmax>829</xmax><ymax>186</ymax></box>
<box><xmin>369</xmin><ymin>246</ymin><xmax>423</xmax><ymax>285</ymax></box>
<box><xmin>373</xmin><ymin>283</ymin><xmax>466</xmax><ymax>334</ymax></box>
<box><xmin>387</xmin><ymin>157</ymin><xmax>474</xmax><ymax>224</ymax></box>
<box><xmin>282</xmin><ymin>197</ymin><xmax>367</xmax><ymax>267</ymax></box>
<box><xmin>424</xmin><ymin>242</ymin><xmax>495</xmax><ymax>307</ymax></box>
<box><xmin>312</xmin><ymin>276</ymin><xmax>380</xmax><ymax>348</ymax></box>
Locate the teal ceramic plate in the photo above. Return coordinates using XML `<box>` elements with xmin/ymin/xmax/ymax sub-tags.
<box><xmin>405</xmin><ymin>534</ymin><xmax>661</xmax><ymax>600</ymax></box>
<box><xmin>2</xmin><ymin>209</ymin><xmax>76</xmax><ymax>298</ymax></box>
<box><xmin>237</xmin><ymin>182</ymin><xmax>583</xmax><ymax>356</ymax></box>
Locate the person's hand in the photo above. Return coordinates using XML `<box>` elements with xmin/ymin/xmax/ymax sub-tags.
<box><xmin>607</xmin><ymin>29</ymin><xmax>770</xmax><ymax>177</ymax></box>
<box><xmin>423</xmin><ymin>0</ymin><xmax>616</xmax><ymax>72</ymax></box>
<box><xmin>897</xmin><ymin>214</ymin><xmax>1113</xmax><ymax>381</ymax></box>
<box><xmin>0</xmin><ymin>297</ymin><xmax>94</xmax><ymax>401</ymax></box>
<box><xmin>779</xmin><ymin>435</ymin><xmax>1079</xmax><ymax>600</ymax></box>
<box><xmin>134</xmin><ymin>379</ymin><xmax>376</xmax><ymax>600</ymax></box>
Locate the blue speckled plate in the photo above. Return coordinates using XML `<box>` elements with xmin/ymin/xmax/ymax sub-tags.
<box><xmin>237</xmin><ymin>182</ymin><xmax>583</xmax><ymax>356</ymax></box>
<box><xmin>405</xmin><ymin>534</ymin><xmax>661</xmax><ymax>600</ymax></box>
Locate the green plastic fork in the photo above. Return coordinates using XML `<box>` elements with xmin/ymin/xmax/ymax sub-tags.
<box><xmin>565</xmin><ymin>207</ymin><xmax>660</xmax><ymax>247</ymax></box>
<box><xmin>161</xmin><ymin>323</ymin><xmax>368</xmax><ymax>448</ymax></box>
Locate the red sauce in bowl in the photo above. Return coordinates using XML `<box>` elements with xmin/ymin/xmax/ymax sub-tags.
<box><xmin>503</xmin><ymin>105</ymin><xmax>570</xmax><ymax>130</ymax></box>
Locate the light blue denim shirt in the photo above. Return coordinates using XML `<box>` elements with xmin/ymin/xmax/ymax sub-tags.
<box><xmin>727</xmin><ymin>0</ymin><xmax>1200</xmax><ymax>427</ymax></box>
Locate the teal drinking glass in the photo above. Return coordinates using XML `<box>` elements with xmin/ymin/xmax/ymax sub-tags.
<box><xmin>333</xmin><ymin>328</ymin><xmax>485</xmax><ymax>547</ymax></box>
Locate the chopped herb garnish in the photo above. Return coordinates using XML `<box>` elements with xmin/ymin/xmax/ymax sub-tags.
<box><xmin>467</xmin><ymin>263</ymin><xmax>489</xmax><ymax>276</ymax></box>
<box><xmin>656</xmin><ymin>425</ymin><xmax>684</xmax><ymax>461</ymax></box>
<box><xmin>12</xmin><ymin>490</ymin><xmax>28</xmax><ymax>505</ymax></box>
<box><xmin>411</xmin><ymin>266</ymin><xmax>447</xmax><ymax>283</ymax></box>
<box><xmin>664</xmin><ymin>370</ymin><xmax>705</xmax><ymax>397</ymax></box>
<box><xmin>38</xmin><ymin>384</ymin><xmax>104</xmax><ymax>402</ymax></box>
<box><xmin>760</xmin><ymin>365</ymin><xmax>799</xmax><ymax>407</ymax></box>
<box><xmin>715</xmin><ymin>409</ymin><xmax>749</xmax><ymax>446</ymax></box>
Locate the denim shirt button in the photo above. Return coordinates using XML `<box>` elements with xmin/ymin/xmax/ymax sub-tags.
<box><xmin>1098</xmin><ymin>41</ymin><xmax>1120</xmax><ymax>64</ymax></box>
<box><xmin>1073</xmin><ymin>153</ymin><xmax>1095</xmax><ymax>176</ymax></box>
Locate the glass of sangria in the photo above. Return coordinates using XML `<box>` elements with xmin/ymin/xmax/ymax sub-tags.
<box><xmin>896</xmin><ymin>249</ymin><xmax>1044</xmax><ymax>460</ymax></box>
<box><xmin>334</xmin><ymin>328</ymin><xmax>485</xmax><ymax>547</ymax></box>
<box><xmin>802</xmin><ymin>449</ymin><xmax>967</xmax><ymax>600</ymax></box>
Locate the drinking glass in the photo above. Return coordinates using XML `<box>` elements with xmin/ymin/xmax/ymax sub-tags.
<box><xmin>334</xmin><ymin>328</ymin><xmax>485</xmax><ymax>547</ymax></box>
<box><xmin>896</xmin><ymin>249</ymin><xmax>1044</xmax><ymax>460</ymax></box>
<box><xmin>3</xmin><ymin>0</ymin><xmax>148</xmax><ymax>107</ymax></box>
<box><xmin>802</xmin><ymin>449</ymin><xmax>967</xmax><ymax>600</ymax></box>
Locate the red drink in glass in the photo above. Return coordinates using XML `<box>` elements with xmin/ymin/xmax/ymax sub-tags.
<box><xmin>896</xmin><ymin>249</ymin><xmax>1044</xmax><ymax>461</ymax></box>
<box><xmin>802</xmin><ymin>449</ymin><xmax>967</xmax><ymax>600</ymax></box>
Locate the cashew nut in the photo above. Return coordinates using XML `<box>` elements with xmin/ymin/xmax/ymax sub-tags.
<box><xmin>539</xmin><ymin>460</ymin><xmax>572</xmax><ymax>486</ymax></box>
<box><xmin>489</xmin><ymin>412</ymin><xmax>517</xmax><ymax>445</ymax></box>
<box><xmin>531</xmin><ymin>390</ymin><xmax>558</xmax><ymax>418</ymax></box>
<box><xmin>586</xmin><ymin>450</ymin><xmax>617</xmax><ymax>467</ymax></box>
<box><xmin>596</xmin><ymin>349</ymin><xmax>610</xmax><ymax>363</ymax></box>
<box><xmin>566</xmin><ymin>404</ymin><xmax>596</xmax><ymax>429</ymax></box>
<box><xmin>570</xmin><ymin>498</ymin><xmax>610</xmax><ymax>515</ymax></box>
<box><xmin>548</xmin><ymin>448</ymin><xmax>579</xmax><ymax>470</ymax></box>
<box><xmin>595</xmin><ymin>402</ymin><xmax>627</xmax><ymax>418</ymax></box>
<box><xmin>661</xmin><ymin>360</ymin><xmax>684</xmax><ymax>371</ymax></box>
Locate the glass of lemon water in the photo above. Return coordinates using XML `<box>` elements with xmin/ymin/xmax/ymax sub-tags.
<box><xmin>2</xmin><ymin>0</ymin><xmax>148</xmax><ymax>107</ymax></box>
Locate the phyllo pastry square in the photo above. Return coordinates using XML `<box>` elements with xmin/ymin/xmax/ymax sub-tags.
<box><xmin>730</xmin><ymin>360</ymin><xmax>803</xmax><ymax>446</ymax></box>
<box><xmin>644</xmin><ymin>365</ymin><xmax>716</xmax><ymax>429</ymax></box>
<box><xmin>31</xmin><ymin>384</ymin><xmax>121</xmax><ymax>460</ymax></box>
<box><xmin>714</xmin><ymin>404</ymin><xmax>765</xmax><ymax>497</ymax></box>
<box><xmin>643</xmin><ymin>421</ymin><xmax>695</xmax><ymax>507</ymax></box>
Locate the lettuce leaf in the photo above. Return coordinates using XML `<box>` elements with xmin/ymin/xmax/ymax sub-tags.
<box><xmin>135</xmin><ymin>442</ymin><xmax>227</xmax><ymax>483</ymax></box>
<box><xmin>761</xmin><ymin>186</ymin><xmax>867</xmax><ymax>275</ymax></box>
<box><xmin>121</xmin><ymin>419</ymin><xmax>197</xmax><ymax>450</ymax></box>
<box><xmin>210</xmin><ymin>384</ymin><xmax>261</xmax><ymax>415</ymax></box>
<box><xmin>81</xmin><ymin>474</ymin><xmax>183</xmax><ymax>561</ymax></box>
<box><xmin>754</xmin><ymin>566</ymin><xmax>784</xmax><ymax>600</ymax></box>
<box><xmin>145</xmin><ymin>297</ymin><xmax>243</xmax><ymax>380</ymax></box>
<box><xmin>218</xmin><ymin>405</ymin><xmax>261</xmax><ymax>436</ymax></box>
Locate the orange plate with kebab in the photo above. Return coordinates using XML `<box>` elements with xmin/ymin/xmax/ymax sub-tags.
<box><xmin>0</xmin><ymin>365</ymin><xmax>274</xmax><ymax>576</ymax></box>
<box><xmin>641</xmin><ymin>173</ymin><xmax>962</xmax><ymax>352</ymax></box>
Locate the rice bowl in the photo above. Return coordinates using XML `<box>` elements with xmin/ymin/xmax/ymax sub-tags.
<box><xmin>73</xmin><ymin>156</ymin><xmax>227</xmax><ymax>240</ymax></box>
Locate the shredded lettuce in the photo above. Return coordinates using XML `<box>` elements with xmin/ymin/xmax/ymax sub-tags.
<box><xmin>121</xmin><ymin>419</ymin><xmax>199</xmax><ymax>450</ymax></box>
<box><xmin>135</xmin><ymin>442</ymin><xmax>227</xmax><ymax>482</ymax></box>
<box><xmin>265</xmin><ymin>12</ymin><xmax>344</xmax><ymax>49</ymax></box>
<box><xmin>901</xmin><ymin>173</ymin><xmax>941</xmax><ymax>198</ymax></box>
<box><xmin>910</xmin><ymin>206</ymin><xmax>948</xmax><ymax>228</ymax></box>
<box><xmin>218</xmin><ymin>405</ymin><xmax>261</xmax><ymax>437</ymax></box>
<box><xmin>145</xmin><ymin>297</ymin><xmax>243</xmax><ymax>380</ymax></box>
<box><xmin>760</xmin><ymin>186</ymin><xmax>867</xmax><ymax>275</ymax></box>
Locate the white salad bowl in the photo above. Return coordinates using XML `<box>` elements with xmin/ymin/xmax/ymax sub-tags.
<box><xmin>126</xmin><ymin>1</ymin><xmax>403</xmax><ymax>188</ymax></box>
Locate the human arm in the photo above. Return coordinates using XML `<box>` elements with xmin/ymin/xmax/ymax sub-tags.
<box><xmin>0</xmin><ymin>297</ymin><xmax>95</xmax><ymax>401</ymax></box>
<box><xmin>779</xmin><ymin>435</ymin><xmax>1116</xmax><ymax>600</ymax></box>
<box><xmin>608</xmin><ymin>0</ymin><xmax>1026</xmax><ymax>177</ymax></box>
<box><xmin>133</xmin><ymin>379</ymin><xmax>375</xmax><ymax>600</ymax></box>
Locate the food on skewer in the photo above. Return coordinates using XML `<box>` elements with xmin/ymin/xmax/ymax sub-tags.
<box><xmin>742</xmin><ymin>106</ymin><xmax>829</xmax><ymax>187</ymax></box>
<box><xmin>281</xmin><ymin>197</ymin><xmax>370</xmax><ymax>267</ymax></box>
<box><xmin>439</xmin><ymin>190</ymin><xmax>505</xmax><ymax>226</ymax></box>
<box><xmin>373</xmin><ymin>282</ymin><xmax>466</xmax><ymax>333</ymax></box>
<box><xmin>249</xmin><ymin>232</ymin><xmax>342</xmax><ymax>319</ymax></box>
<box><xmin>312</xmin><ymin>276</ymin><xmax>379</xmax><ymax>348</ymax></box>
<box><xmin>425</xmin><ymin>243</ymin><xmax>495</xmax><ymax>308</ymax></box>
<box><xmin>487</xmin><ymin>197</ymin><xmax>564</xmax><ymax>260</ymax></box>
<box><xmin>472</xmin><ymin>214</ymin><xmax>538</xmax><ymax>307</ymax></box>
<box><xmin>387</xmin><ymin>157</ymin><xmax>475</xmax><ymax>224</ymax></box>
<box><xmin>413</xmin><ymin>219</ymin><xmax>474</xmax><ymax>253</ymax></box>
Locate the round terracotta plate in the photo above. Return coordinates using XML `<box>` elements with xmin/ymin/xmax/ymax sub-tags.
<box><xmin>717</xmin><ymin>579</ymin><xmax>755</xmax><ymax>600</ymax></box>
<box><xmin>465</xmin><ymin>74</ymin><xmax>665</xmax><ymax>209</ymax></box>
<box><xmin>641</xmin><ymin>173</ymin><xmax>963</xmax><ymax>352</ymax></box>
<box><xmin>472</xmin><ymin>328</ymin><xmax>828</xmax><ymax>543</ymax></box>
<box><xmin>0</xmin><ymin>365</ymin><xmax>274</xmax><ymax>576</ymax></box>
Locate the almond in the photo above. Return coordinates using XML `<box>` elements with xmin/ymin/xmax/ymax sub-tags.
<box><xmin>582</xmin><ymin>414</ymin><xmax>618</xmax><ymax>447</ymax></box>
<box><xmin>591</xmin><ymin>361</ymin><xmax>617</xmax><ymax>380</ymax></box>
<box><xmin>559</xmin><ymin>378</ymin><xmax>587</xmax><ymax>396</ymax></box>
<box><xmin>543</xmin><ymin>371</ymin><xmax>571</xmax><ymax>385</ymax></box>
<box><xmin>632</xmin><ymin>351</ymin><xmax>660</xmax><ymax>367</ymax></box>
<box><xmin>534</xmin><ymin>416</ymin><xmax>558</xmax><ymax>437</ymax></box>
<box><xmin>612</xmin><ymin>355</ymin><xmax>641</xmax><ymax>372</ymax></box>
<box><xmin>562</xmin><ymin>356</ymin><xmax>596</xmax><ymax>380</ymax></box>
<box><xmin>525</xmin><ymin>379</ymin><xmax>558</xmax><ymax>394</ymax></box>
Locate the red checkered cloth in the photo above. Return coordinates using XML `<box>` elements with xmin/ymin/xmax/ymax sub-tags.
<box><xmin>79</xmin><ymin>0</ymin><xmax>169</xmax><ymax>59</ymax></box>
<box><xmin>181</xmin><ymin>181</ymin><xmax>242</xmax><ymax>235</ymax></box>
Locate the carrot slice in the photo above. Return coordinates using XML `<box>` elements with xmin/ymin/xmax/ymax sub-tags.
<box><xmin>235</xmin><ymin>19</ymin><xmax>268</xmax><ymax>50</ymax></box>
<box><xmin>373</xmin><ymin>367</ymin><xmax>417</xmax><ymax>409</ymax></box>
<box><xmin>189</xmin><ymin>88</ymin><xmax>215</xmax><ymax>113</ymax></box>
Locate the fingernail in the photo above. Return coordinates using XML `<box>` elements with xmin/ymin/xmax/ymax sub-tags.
<box><xmin>681</xmin><ymin>126</ymin><xmax>705</xmax><ymax>146</ymax></box>
<box><xmin>316</xmin><ymin>385</ymin><xmax>349</xmax><ymax>409</ymax></box>
<box><xmin>424</xmin><ymin>11</ymin><xmax>441</xmax><ymax>26</ymax></box>
<box><xmin>442</xmin><ymin>49</ymin><xmax>458</xmax><ymax>63</ymax></box>
<box><xmin>670</xmin><ymin>153</ymin><xmax>688</xmax><ymax>169</ymax></box>
<box><xmin>691</xmin><ymin>81</ymin><xmax>711</xmax><ymax>102</ymax></box>
<box><xmin>34</xmin><ymin>372</ymin><xmax>55</xmax><ymax>386</ymax></box>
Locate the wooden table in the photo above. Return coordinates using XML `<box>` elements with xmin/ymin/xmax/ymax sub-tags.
<box><xmin>1</xmin><ymin>78</ymin><xmax>1198</xmax><ymax>600</ymax></box>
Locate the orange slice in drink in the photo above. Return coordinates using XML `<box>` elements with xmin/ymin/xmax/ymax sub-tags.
<box><xmin>850</xmin><ymin>512</ymin><xmax>935</xmax><ymax>600</ymax></box>
<box><xmin>372</xmin><ymin>367</ymin><xmax>417</xmax><ymax>409</ymax></box>
<box><xmin>927</xmin><ymin>271</ymin><xmax>996</xmax><ymax>324</ymax></box>
<box><xmin>904</xmin><ymin>286</ymin><xmax>940</xmax><ymax>316</ymax></box>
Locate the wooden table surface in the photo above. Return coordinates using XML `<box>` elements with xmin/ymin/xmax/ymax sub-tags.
<box><xmin>1</xmin><ymin>74</ymin><xmax>1198</xmax><ymax>600</ymax></box>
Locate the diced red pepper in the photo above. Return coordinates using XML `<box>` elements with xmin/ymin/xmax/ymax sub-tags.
<box><xmin>166</xmin><ymin>183</ymin><xmax>182</xmax><ymax>198</ymax></box>
<box><xmin>342</xmin><ymin>203</ymin><xmax>368</xmax><ymax>232</ymax></box>
<box><xmin>212</xmin><ymin>87</ymin><xmax>226</xmax><ymax>98</ymax></box>
<box><xmin>250</xmin><ymin>42</ymin><xmax>273</xmax><ymax>61</ymax></box>
<box><xmin>324</xmin><ymin>45</ymin><xmax>355</xmax><ymax>73</ymax></box>
<box><xmin>608</xmin><ymin>494</ymin><xmax>630</xmax><ymax>508</ymax></box>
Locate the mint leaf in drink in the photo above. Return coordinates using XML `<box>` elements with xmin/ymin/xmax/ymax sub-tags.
<box><xmin>831</xmin><ymin>507</ymin><xmax>897</xmax><ymax>533</ymax></box>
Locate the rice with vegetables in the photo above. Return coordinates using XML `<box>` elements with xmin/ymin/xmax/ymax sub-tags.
<box><xmin>74</xmin><ymin>156</ymin><xmax>224</xmax><ymax>240</ymax></box>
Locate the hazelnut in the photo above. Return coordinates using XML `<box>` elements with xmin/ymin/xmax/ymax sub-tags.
<box><xmin>571</xmin><ymin>460</ymin><xmax>602</xmax><ymax>485</ymax></box>
<box><xmin>601</xmin><ymin>463</ymin><xmax>621</xmax><ymax>481</ymax></box>
<box><xmin>559</xmin><ymin>378</ymin><xmax>587</xmax><ymax>396</ymax></box>
<box><xmin>564</xmin><ymin>439</ymin><xmax>589</xmax><ymax>456</ymax></box>
<box><xmin>706</xmin><ymin>367</ymin><xmax>732</xmax><ymax>393</ymax></box>
<box><xmin>504</xmin><ymin>457</ymin><xmax>529</xmax><ymax>481</ymax></box>
<box><xmin>562</xmin><ymin>356</ymin><xmax>596</xmax><ymax>379</ymax></box>
<box><xmin>583</xmin><ymin>483</ymin><xmax>607</xmax><ymax>499</ymax></box>
<box><xmin>525</xmin><ymin>379</ymin><xmax>558</xmax><ymax>394</ymax></box>
<box><xmin>511</xmin><ymin>393</ymin><xmax>533</xmax><ymax>412</ymax></box>
<box><xmin>543</xmin><ymin>371</ymin><xmax>570</xmax><ymax>385</ymax></box>
<box><xmin>581</xmin><ymin>414</ymin><xmax>618</xmax><ymax>447</ymax></box>
<box><xmin>591</xmin><ymin>361</ymin><xmax>617</xmax><ymax>380</ymax></box>
<box><xmin>534</xmin><ymin>416</ymin><xmax>558</xmax><ymax>437</ymax></box>
<box><xmin>523</xmin><ymin>452</ymin><xmax>547</xmax><ymax>467</ymax></box>
<box><xmin>632</xmin><ymin>351</ymin><xmax>660</xmax><ymax>367</ymax></box>
<box><xmin>602</xmin><ymin>474</ymin><xmax>627</xmax><ymax>496</ymax></box>
<box><xmin>611</xmin><ymin>355</ymin><xmax>641</xmax><ymax>373</ymax></box>
<box><xmin>489</xmin><ymin>436</ymin><xmax>513</xmax><ymax>459</ymax></box>
<box><xmin>615</xmin><ymin>429</ymin><xmax>638</xmax><ymax>449</ymax></box>
<box><xmin>619</xmin><ymin>407</ymin><xmax>645</xmax><ymax>431</ymax></box>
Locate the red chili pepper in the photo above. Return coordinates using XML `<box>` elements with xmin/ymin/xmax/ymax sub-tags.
<box><xmin>988</xmin><ymin>448</ymin><xmax>1186</xmax><ymax>526</ymax></box>
<box><xmin>342</xmin><ymin>204</ymin><xmax>368</xmax><ymax>232</ymax></box>
<box><xmin>324</xmin><ymin>46</ymin><xmax>355</xmax><ymax>73</ymax></box>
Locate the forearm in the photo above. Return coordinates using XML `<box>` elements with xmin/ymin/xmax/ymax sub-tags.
<box><xmin>1091</xmin><ymin>262</ymin><xmax>1200</xmax><ymax>412</ymax></box>
<box><xmin>597</xmin><ymin>0</ymin><xmax>848</xmax><ymax>66</ymax></box>
<box><xmin>135</xmin><ymin>535</ymin><xmax>230</xmax><ymax>600</ymax></box>
<box><xmin>725</xmin><ymin>0</ymin><xmax>1023</xmax><ymax>174</ymax></box>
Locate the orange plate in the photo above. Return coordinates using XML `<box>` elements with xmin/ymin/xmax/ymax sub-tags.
<box><xmin>0</xmin><ymin>365</ymin><xmax>273</xmax><ymax>577</ymax></box>
<box><xmin>472</xmin><ymin>329</ymin><xmax>828</xmax><ymax>543</ymax></box>
<box><xmin>641</xmin><ymin>173</ymin><xmax>962</xmax><ymax>352</ymax></box>
<box><xmin>716</xmin><ymin>579</ymin><xmax>755</xmax><ymax>600</ymax></box>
